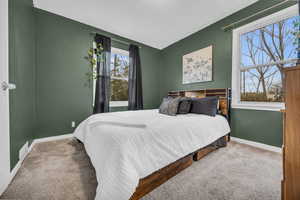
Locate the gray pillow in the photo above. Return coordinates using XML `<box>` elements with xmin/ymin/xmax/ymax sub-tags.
<box><xmin>159</xmin><ymin>97</ymin><xmax>181</xmax><ymax>116</ymax></box>
<box><xmin>190</xmin><ymin>96</ymin><xmax>219</xmax><ymax>116</ymax></box>
<box><xmin>177</xmin><ymin>97</ymin><xmax>192</xmax><ymax>114</ymax></box>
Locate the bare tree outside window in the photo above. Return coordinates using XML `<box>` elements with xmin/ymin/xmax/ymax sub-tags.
<box><xmin>240</xmin><ymin>15</ymin><xmax>299</xmax><ymax>102</ymax></box>
<box><xmin>110</xmin><ymin>49</ymin><xmax>129</xmax><ymax>102</ymax></box>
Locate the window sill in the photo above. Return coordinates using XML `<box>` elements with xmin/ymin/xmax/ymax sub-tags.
<box><xmin>110</xmin><ymin>101</ymin><xmax>128</xmax><ymax>107</ymax></box>
<box><xmin>232</xmin><ymin>102</ymin><xmax>285</xmax><ymax>111</ymax></box>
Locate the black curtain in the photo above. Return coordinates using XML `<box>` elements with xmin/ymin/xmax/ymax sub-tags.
<box><xmin>93</xmin><ymin>34</ymin><xmax>111</xmax><ymax>114</ymax></box>
<box><xmin>128</xmin><ymin>44</ymin><xmax>143</xmax><ymax>110</ymax></box>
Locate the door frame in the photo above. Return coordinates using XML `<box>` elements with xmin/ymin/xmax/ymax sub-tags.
<box><xmin>0</xmin><ymin>0</ymin><xmax>11</xmax><ymax>195</ymax></box>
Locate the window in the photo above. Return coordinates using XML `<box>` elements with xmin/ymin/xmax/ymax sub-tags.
<box><xmin>110</xmin><ymin>47</ymin><xmax>129</xmax><ymax>107</ymax></box>
<box><xmin>232</xmin><ymin>5</ymin><xmax>299</xmax><ymax>111</ymax></box>
<box><xmin>92</xmin><ymin>47</ymin><xmax>129</xmax><ymax>107</ymax></box>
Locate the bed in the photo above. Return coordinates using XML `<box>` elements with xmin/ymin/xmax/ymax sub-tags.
<box><xmin>74</xmin><ymin>88</ymin><xmax>231</xmax><ymax>200</ymax></box>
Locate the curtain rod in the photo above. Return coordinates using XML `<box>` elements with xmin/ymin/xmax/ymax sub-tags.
<box><xmin>222</xmin><ymin>0</ymin><xmax>291</xmax><ymax>31</ymax></box>
<box><xmin>90</xmin><ymin>32</ymin><xmax>142</xmax><ymax>48</ymax></box>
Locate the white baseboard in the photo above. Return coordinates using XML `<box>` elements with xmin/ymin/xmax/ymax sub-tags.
<box><xmin>231</xmin><ymin>137</ymin><xmax>282</xmax><ymax>153</ymax></box>
<box><xmin>10</xmin><ymin>158</ymin><xmax>22</xmax><ymax>181</ymax></box>
<box><xmin>9</xmin><ymin>141</ymin><xmax>31</xmax><ymax>188</ymax></box>
<box><xmin>29</xmin><ymin>134</ymin><xmax>74</xmax><ymax>152</ymax></box>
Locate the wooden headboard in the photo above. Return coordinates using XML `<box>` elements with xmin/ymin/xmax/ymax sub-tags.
<box><xmin>168</xmin><ymin>88</ymin><xmax>231</xmax><ymax>121</ymax></box>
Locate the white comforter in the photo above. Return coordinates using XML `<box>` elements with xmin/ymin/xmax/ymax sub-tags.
<box><xmin>74</xmin><ymin>109</ymin><xmax>230</xmax><ymax>200</ymax></box>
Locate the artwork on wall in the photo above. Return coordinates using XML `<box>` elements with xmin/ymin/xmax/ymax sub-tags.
<box><xmin>182</xmin><ymin>45</ymin><xmax>213</xmax><ymax>84</ymax></box>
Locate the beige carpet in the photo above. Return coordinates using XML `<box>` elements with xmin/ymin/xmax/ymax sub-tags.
<box><xmin>1</xmin><ymin>138</ymin><xmax>282</xmax><ymax>200</ymax></box>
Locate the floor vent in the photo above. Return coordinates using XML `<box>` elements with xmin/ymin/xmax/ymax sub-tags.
<box><xmin>19</xmin><ymin>142</ymin><xmax>29</xmax><ymax>161</ymax></box>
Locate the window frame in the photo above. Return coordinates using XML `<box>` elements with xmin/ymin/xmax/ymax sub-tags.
<box><xmin>232</xmin><ymin>5</ymin><xmax>298</xmax><ymax>111</ymax></box>
<box><xmin>110</xmin><ymin>47</ymin><xmax>129</xmax><ymax>107</ymax></box>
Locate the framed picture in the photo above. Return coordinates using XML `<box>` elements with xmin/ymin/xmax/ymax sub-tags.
<box><xmin>182</xmin><ymin>45</ymin><xmax>213</xmax><ymax>84</ymax></box>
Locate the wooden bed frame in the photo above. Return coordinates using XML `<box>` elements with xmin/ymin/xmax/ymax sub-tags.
<box><xmin>130</xmin><ymin>88</ymin><xmax>231</xmax><ymax>200</ymax></box>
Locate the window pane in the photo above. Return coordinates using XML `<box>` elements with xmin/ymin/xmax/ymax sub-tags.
<box><xmin>241</xmin><ymin>15</ymin><xmax>298</xmax><ymax>68</ymax></box>
<box><xmin>240</xmin><ymin>15</ymin><xmax>298</xmax><ymax>102</ymax></box>
<box><xmin>111</xmin><ymin>79</ymin><xmax>128</xmax><ymax>101</ymax></box>
<box><xmin>240</xmin><ymin>65</ymin><xmax>283</xmax><ymax>102</ymax></box>
<box><xmin>110</xmin><ymin>50</ymin><xmax>129</xmax><ymax>102</ymax></box>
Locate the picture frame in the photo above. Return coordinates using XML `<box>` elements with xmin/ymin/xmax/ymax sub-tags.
<box><xmin>182</xmin><ymin>45</ymin><xmax>213</xmax><ymax>84</ymax></box>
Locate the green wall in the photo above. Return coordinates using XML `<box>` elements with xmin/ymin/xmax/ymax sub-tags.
<box><xmin>9</xmin><ymin>3</ymin><xmax>162</xmax><ymax>169</ymax></box>
<box><xmin>9</xmin><ymin>0</ymin><xmax>37</xmax><ymax>168</ymax></box>
<box><xmin>35</xmin><ymin>9</ymin><xmax>162</xmax><ymax>139</ymax></box>
<box><xmin>231</xmin><ymin>109</ymin><xmax>283</xmax><ymax>146</ymax></box>
<box><xmin>160</xmin><ymin>0</ymin><xmax>296</xmax><ymax>147</ymax></box>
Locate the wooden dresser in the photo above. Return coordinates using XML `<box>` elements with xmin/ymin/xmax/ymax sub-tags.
<box><xmin>282</xmin><ymin>66</ymin><xmax>300</xmax><ymax>200</ymax></box>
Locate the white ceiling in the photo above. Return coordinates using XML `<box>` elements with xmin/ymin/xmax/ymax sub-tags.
<box><xmin>33</xmin><ymin>0</ymin><xmax>258</xmax><ymax>49</ymax></box>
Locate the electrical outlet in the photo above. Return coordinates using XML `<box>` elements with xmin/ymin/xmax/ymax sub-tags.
<box><xmin>71</xmin><ymin>121</ymin><xmax>76</xmax><ymax>128</ymax></box>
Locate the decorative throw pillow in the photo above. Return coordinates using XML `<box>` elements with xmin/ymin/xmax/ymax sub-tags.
<box><xmin>159</xmin><ymin>97</ymin><xmax>181</xmax><ymax>116</ymax></box>
<box><xmin>190</xmin><ymin>96</ymin><xmax>219</xmax><ymax>116</ymax></box>
<box><xmin>177</xmin><ymin>97</ymin><xmax>192</xmax><ymax>114</ymax></box>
